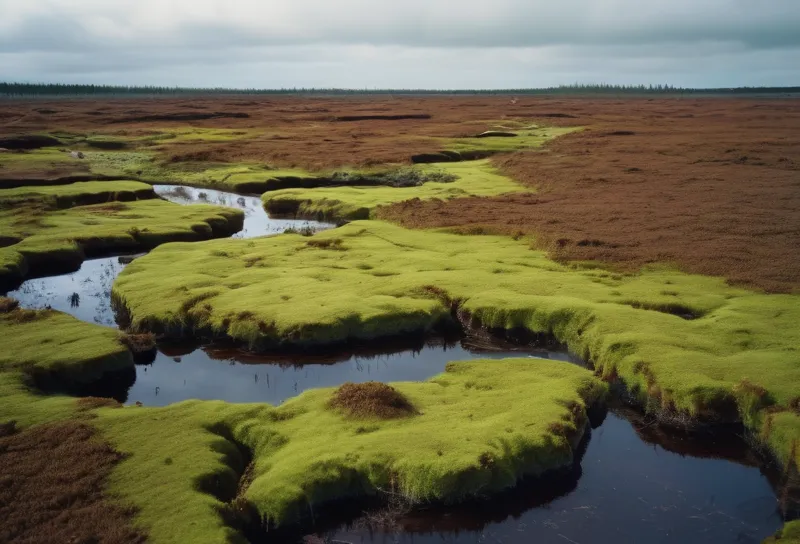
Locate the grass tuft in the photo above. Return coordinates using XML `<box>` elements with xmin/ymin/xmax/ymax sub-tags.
<box><xmin>329</xmin><ymin>381</ymin><xmax>416</xmax><ymax>419</ymax></box>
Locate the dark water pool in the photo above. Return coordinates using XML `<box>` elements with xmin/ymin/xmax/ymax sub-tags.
<box><xmin>318</xmin><ymin>409</ymin><xmax>783</xmax><ymax>544</ymax></box>
<box><xmin>80</xmin><ymin>338</ymin><xmax>786</xmax><ymax>543</ymax></box>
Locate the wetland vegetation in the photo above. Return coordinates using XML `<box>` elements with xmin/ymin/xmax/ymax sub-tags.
<box><xmin>0</xmin><ymin>95</ymin><xmax>797</xmax><ymax>544</ymax></box>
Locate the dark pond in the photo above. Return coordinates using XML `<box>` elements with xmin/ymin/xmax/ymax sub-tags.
<box><xmin>3</xmin><ymin>184</ymin><xmax>791</xmax><ymax>543</ymax></box>
<box><xmin>317</xmin><ymin>409</ymin><xmax>784</xmax><ymax>544</ymax></box>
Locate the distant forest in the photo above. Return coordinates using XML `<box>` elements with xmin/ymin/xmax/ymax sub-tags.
<box><xmin>2</xmin><ymin>82</ymin><xmax>799</xmax><ymax>97</ymax></box>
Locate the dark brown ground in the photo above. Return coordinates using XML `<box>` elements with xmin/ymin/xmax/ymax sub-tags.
<box><xmin>2</xmin><ymin>95</ymin><xmax>798</xmax><ymax>292</ymax></box>
<box><xmin>0</xmin><ymin>421</ymin><xmax>145</xmax><ymax>544</ymax></box>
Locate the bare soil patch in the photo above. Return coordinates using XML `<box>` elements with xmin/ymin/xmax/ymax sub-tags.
<box><xmin>0</xmin><ymin>421</ymin><xmax>145</xmax><ymax>544</ymax></box>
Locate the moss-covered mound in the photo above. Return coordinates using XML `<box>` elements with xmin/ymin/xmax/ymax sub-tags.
<box><xmin>0</xmin><ymin>184</ymin><xmax>244</xmax><ymax>288</ymax></box>
<box><xmin>329</xmin><ymin>381</ymin><xmax>416</xmax><ymax>419</ymax></box>
<box><xmin>0</xmin><ymin>301</ymin><xmax>607</xmax><ymax>543</ymax></box>
<box><xmin>0</xmin><ymin>304</ymin><xmax>133</xmax><ymax>427</ymax></box>
<box><xmin>262</xmin><ymin>160</ymin><xmax>528</xmax><ymax>221</ymax></box>
<box><xmin>112</xmin><ymin>220</ymin><xmax>800</xmax><ymax>473</ymax></box>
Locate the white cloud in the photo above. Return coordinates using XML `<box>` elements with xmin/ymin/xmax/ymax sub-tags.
<box><xmin>0</xmin><ymin>0</ymin><xmax>798</xmax><ymax>88</ymax></box>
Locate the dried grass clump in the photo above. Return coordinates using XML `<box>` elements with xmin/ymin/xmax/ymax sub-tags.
<box><xmin>329</xmin><ymin>381</ymin><xmax>416</xmax><ymax>419</ymax></box>
<box><xmin>119</xmin><ymin>332</ymin><xmax>156</xmax><ymax>354</ymax></box>
<box><xmin>76</xmin><ymin>396</ymin><xmax>123</xmax><ymax>411</ymax></box>
<box><xmin>0</xmin><ymin>421</ymin><xmax>145</xmax><ymax>544</ymax></box>
<box><xmin>0</xmin><ymin>296</ymin><xmax>19</xmax><ymax>313</ymax></box>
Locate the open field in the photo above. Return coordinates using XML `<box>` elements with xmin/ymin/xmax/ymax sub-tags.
<box><xmin>1</xmin><ymin>94</ymin><xmax>799</xmax><ymax>543</ymax></box>
<box><xmin>2</xmin><ymin>96</ymin><xmax>798</xmax><ymax>291</ymax></box>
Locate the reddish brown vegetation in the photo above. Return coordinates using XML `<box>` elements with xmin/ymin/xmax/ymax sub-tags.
<box><xmin>2</xmin><ymin>95</ymin><xmax>798</xmax><ymax>291</ymax></box>
<box><xmin>378</xmin><ymin>99</ymin><xmax>800</xmax><ymax>293</ymax></box>
<box><xmin>0</xmin><ymin>421</ymin><xmax>145</xmax><ymax>544</ymax></box>
<box><xmin>329</xmin><ymin>382</ymin><xmax>416</xmax><ymax>419</ymax></box>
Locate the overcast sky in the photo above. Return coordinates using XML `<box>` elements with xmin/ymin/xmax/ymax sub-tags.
<box><xmin>1</xmin><ymin>0</ymin><xmax>798</xmax><ymax>89</ymax></box>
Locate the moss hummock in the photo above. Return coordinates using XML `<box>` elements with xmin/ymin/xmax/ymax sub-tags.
<box><xmin>0</xmin><ymin>186</ymin><xmax>244</xmax><ymax>288</ymax></box>
<box><xmin>91</xmin><ymin>357</ymin><xmax>605</xmax><ymax>540</ymax></box>
<box><xmin>112</xmin><ymin>220</ymin><xmax>800</xmax><ymax>472</ymax></box>
<box><xmin>262</xmin><ymin>160</ymin><xmax>528</xmax><ymax>221</ymax></box>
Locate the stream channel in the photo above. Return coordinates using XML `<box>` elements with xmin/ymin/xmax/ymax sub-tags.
<box><xmin>5</xmin><ymin>184</ymin><xmax>792</xmax><ymax>543</ymax></box>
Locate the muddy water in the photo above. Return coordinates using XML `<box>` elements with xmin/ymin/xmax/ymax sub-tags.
<box><xmin>3</xmin><ymin>185</ymin><xmax>790</xmax><ymax>543</ymax></box>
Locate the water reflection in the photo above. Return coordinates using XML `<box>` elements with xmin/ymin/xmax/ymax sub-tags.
<box><xmin>153</xmin><ymin>184</ymin><xmax>333</xmax><ymax>240</ymax></box>
<box><xmin>318</xmin><ymin>411</ymin><xmax>784</xmax><ymax>544</ymax></box>
<box><xmin>7</xmin><ymin>184</ymin><xmax>335</xmax><ymax>326</ymax></box>
<box><xmin>7</xmin><ymin>256</ymin><xmax>126</xmax><ymax>326</ymax></box>
<box><xmin>127</xmin><ymin>336</ymin><xmax>578</xmax><ymax>407</ymax></box>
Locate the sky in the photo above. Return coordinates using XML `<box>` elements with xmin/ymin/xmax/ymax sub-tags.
<box><xmin>1</xmin><ymin>0</ymin><xmax>799</xmax><ymax>89</ymax></box>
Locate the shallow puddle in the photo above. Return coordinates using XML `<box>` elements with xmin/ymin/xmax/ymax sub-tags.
<box><xmin>153</xmin><ymin>184</ymin><xmax>332</xmax><ymax>239</ymax></box>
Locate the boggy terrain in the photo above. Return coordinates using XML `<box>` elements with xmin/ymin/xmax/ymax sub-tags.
<box><xmin>1</xmin><ymin>95</ymin><xmax>799</xmax><ymax>543</ymax></box>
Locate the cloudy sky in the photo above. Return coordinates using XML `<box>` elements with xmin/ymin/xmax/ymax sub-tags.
<box><xmin>1</xmin><ymin>0</ymin><xmax>799</xmax><ymax>89</ymax></box>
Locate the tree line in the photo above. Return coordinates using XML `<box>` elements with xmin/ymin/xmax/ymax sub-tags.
<box><xmin>1</xmin><ymin>82</ymin><xmax>798</xmax><ymax>97</ymax></box>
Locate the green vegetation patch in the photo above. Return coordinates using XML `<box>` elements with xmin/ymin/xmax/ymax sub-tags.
<box><xmin>93</xmin><ymin>358</ymin><xmax>604</xmax><ymax>540</ymax></box>
<box><xmin>0</xmin><ymin>188</ymin><xmax>244</xmax><ymax>288</ymax></box>
<box><xmin>0</xmin><ymin>300</ymin><xmax>606</xmax><ymax>542</ymax></box>
<box><xmin>0</xmin><ymin>304</ymin><xmax>132</xmax><ymax>428</ymax></box>
<box><xmin>0</xmin><ymin>179</ymin><xmax>155</xmax><ymax>208</ymax></box>
<box><xmin>113</xmin><ymin>221</ymin><xmax>800</xmax><ymax>471</ymax></box>
<box><xmin>445</xmin><ymin>125</ymin><xmax>579</xmax><ymax>155</ymax></box>
<box><xmin>262</xmin><ymin>160</ymin><xmax>527</xmax><ymax>220</ymax></box>
<box><xmin>0</xmin><ymin>148</ymin><xmax>89</xmax><ymax>185</ymax></box>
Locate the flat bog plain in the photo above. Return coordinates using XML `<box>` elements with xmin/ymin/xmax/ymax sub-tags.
<box><xmin>0</xmin><ymin>95</ymin><xmax>798</xmax><ymax>544</ymax></box>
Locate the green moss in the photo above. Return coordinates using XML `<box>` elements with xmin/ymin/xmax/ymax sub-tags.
<box><xmin>0</xmin><ymin>148</ymin><xmax>88</xmax><ymax>185</ymax></box>
<box><xmin>0</xmin><ymin>193</ymin><xmax>244</xmax><ymax>287</ymax></box>
<box><xmin>444</xmin><ymin>126</ymin><xmax>579</xmax><ymax>155</ymax></box>
<box><xmin>765</xmin><ymin>521</ymin><xmax>800</xmax><ymax>543</ymax></box>
<box><xmin>90</xmin><ymin>358</ymin><xmax>604</xmax><ymax>541</ymax></box>
<box><xmin>0</xmin><ymin>307</ymin><xmax>132</xmax><ymax>427</ymax></box>
<box><xmin>0</xmin><ymin>301</ymin><xmax>606</xmax><ymax>543</ymax></box>
<box><xmin>0</xmin><ymin>180</ymin><xmax>155</xmax><ymax>208</ymax></box>
<box><xmin>262</xmin><ymin>160</ymin><xmax>528</xmax><ymax>221</ymax></box>
<box><xmin>113</xmin><ymin>221</ymin><xmax>800</xmax><ymax>471</ymax></box>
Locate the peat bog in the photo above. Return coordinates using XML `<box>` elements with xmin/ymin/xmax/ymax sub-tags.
<box><xmin>1</xmin><ymin>95</ymin><xmax>798</xmax><ymax>544</ymax></box>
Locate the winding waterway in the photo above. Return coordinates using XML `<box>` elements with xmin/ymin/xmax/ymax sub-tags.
<box><xmin>4</xmin><ymin>184</ymin><xmax>791</xmax><ymax>543</ymax></box>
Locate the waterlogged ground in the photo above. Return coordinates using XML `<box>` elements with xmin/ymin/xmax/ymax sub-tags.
<box><xmin>152</xmin><ymin>184</ymin><xmax>333</xmax><ymax>239</ymax></box>
<box><xmin>322</xmin><ymin>411</ymin><xmax>783</xmax><ymax>544</ymax></box>
<box><xmin>0</xmin><ymin>102</ymin><xmax>797</xmax><ymax>544</ymax></box>
<box><xmin>1</xmin><ymin>179</ymin><xmax>793</xmax><ymax>543</ymax></box>
<box><xmin>7</xmin><ymin>184</ymin><xmax>333</xmax><ymax>325</ymax></box>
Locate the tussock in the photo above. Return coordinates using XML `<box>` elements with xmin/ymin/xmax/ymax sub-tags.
<box><xmin>329</xmin><ymin>381</ymin><xmax>416</xmax><ymax>419</ymax></box>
